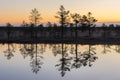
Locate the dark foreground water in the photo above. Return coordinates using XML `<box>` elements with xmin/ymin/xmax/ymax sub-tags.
<box><xmin>0</xmin><ymin>43</ymin><xmax>120</xmax><ymax>80</ymax></box>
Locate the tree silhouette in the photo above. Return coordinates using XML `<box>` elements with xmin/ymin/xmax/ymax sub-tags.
<box><xmin>80</xmin><ymin>12</ymin><xmax>97</xmax><ymax>37</ymax></box>
<box><xmin>55</xmin><ymin>5</ymin><xmax>70</xmax><ymax>26</ymax></box>
<box><xmin>55</xmin><ymin>5</ymin><xmax>70</xmax><ymax>39</ymax></box>
<box><xmin>47</xmin><ymin>22</ymin><xmax>52</xmax><ymax>27</ymax></box>
<box><xmin>6</xmin><ymin>23</ymin><xmax>13</xmax><ymax>41</ymax></box>
<box><xmin>80</xmin><ymin>15</ymin><xmax>88</xmax><ymax>26</ymax></box>
<box><xmin>29</xmin><ymin>8</ymin><xmax>41</xmax><ymax>39</ymax></box>
<box><xmin>21</xmin><ymin>21</ymin><xmax>28</xmax><ymax>27</ymax></box>
<box><xmin>71</xmin><ymin>13</ymin><xmax>81</xmax><ymax>40</ymax></box>
<box><xmin>29</xmin><ymin>8</ymin><xmax>41</xmax><ymax>26</ymax></box>
<box><xmin>87</xmin><ymin>12</ymin><xmax>97</xmax><ymax>27</ymax></box>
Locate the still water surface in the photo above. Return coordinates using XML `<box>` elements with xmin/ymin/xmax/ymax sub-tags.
<box><xmin>0</xmin><ymin>43</ymin><xmax>120</xmax><ymax>80</ymax></box>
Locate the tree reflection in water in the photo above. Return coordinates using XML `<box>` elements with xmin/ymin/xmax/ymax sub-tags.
<box><xmin>2</xmin><ymin>43</ymin><xmax>112</xmax><ymax>76</ymax></box>
<box><xmin>71</xmin><ymin>44</ymin><xmax>98</xmax><ymax>69</ymax></box>
<box><xmin>55</xmin><ymin>43</ymin><xmax>72</xmax><ymax>77</ymax></box>
<box><xmin>80</xmin><ymin>45</ymin><xmax>98</xmax><ymax>67</ymax></box>
<box><xmin>114</xmin><ymin>45</ymin><xmax>120</xmax><ymax>53</ymax></box>
<box><xmin>53</xmin><ymin>44</ymin><xmax>98</xmax><ymax>77</ymax></box>
<box><xmin>30</xmin><ymin>44</ymin><xmax>43</xmax><ymax>74</ymax></box>
<box><xmin>39</xmin><ymin>44</ymin><xmax>46</xmax><ymax>54</ymax></box>
<box><xmin>102</xmin><ymin>45</ymin><xmax>111</xmax><ymax>54</ymax></box>
<box><xmin>20</xmin><ymin>44</ymin><xmax>44</xmax><ymax>74</ymax></box>
<box><xmin>20</xmin><ymin>44</ymin><xmax>34</xmax><ymax>59</ymax></box>
<box><xmin>70</xmin><ymin>44</ymin><xmax>74</xmax><ymax>54</ymax></box>
<box><xmin>71</xmin><ymin>44</ymin><xmax>82</xmax><ymax>69</ymax></box>
<box><xmin>52</xmin><ymin>44</ymin><xmax>61</xmax><ymax>56</ymax></box>
<box><xmin>4</xmin><ymin>44</ymin><xmax>15</xmax><ymax>60</ymax></box>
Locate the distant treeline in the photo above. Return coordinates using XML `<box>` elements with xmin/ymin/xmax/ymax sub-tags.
<box><xmin>0</xmin><ymin>26</ymin><xmax>119</xmax><ymax>44</ymax></box>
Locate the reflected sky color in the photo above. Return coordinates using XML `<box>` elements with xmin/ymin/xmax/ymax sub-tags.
<box><xmin>0</xmin><ymin>44</ymin><xmax>120</xmax><ymax>80</ymax></box>
<box><xmin>0</xmin><ymin>0</ymin><xmax>120</xmax><ymax>24</ymax></box>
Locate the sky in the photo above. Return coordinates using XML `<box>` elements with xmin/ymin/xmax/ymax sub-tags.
<box><xmin>0</xmin><ymin>0</ymin><xmax>120</xmax><ymax>25</ymax></box>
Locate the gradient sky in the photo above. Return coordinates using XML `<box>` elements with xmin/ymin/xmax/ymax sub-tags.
<box><xmin>0</xmin><ymin>0</ymin><xmax>120</xmax><ymax>24</ymax></box>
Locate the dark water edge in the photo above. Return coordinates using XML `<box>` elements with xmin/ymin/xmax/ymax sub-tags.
<box><xmin>1</xmin><ymin>38</ymin><xmax>120</xmax><ymax>45</ymax></box>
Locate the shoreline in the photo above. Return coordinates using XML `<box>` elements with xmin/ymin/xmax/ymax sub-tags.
<box><xmin>0</xmin><ymin>27</ymin><xmax>119</xmax><ymax>45</ymax></box>
<box><xmin>1</xmin><ymin>38</ymin><xmax>120</xmax><ymax>45</ymax></box>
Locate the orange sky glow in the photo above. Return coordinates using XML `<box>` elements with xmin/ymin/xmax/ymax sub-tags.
<box><xmin>0</xmin><ymin>0</ymin><xmax>120</xmax><ymax>25</ymax></box>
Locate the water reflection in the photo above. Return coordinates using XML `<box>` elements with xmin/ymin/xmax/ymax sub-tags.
<box><xmin>55</xmin><ymin>43</ymin><xmax>72</xmax><ymax>77</ymax></box>
<box><xmin>30</xmin><ymin>44</ymin><xmax>43</xmax><ymax>74</ymax></box>
<box><xmin>52</xmin><ymin>43</ymin><xmax>98</xmax><ymax>77</ymax></box>
<box><xmin>114</xmin><ymin>45</ymin><xmax>120</xmax><ymax>53</ymax></box>
<box><xmin>20</xmin><ymin>44</ymin><xmax>34</xmax><ymax>59</ymax></box>
<box><xmin>71</xmin><ymin>44</ymin><xmax>98</xmax><ymax>69</ymax></box>
<box><xmin>20</xmin><ymin>44</ymin><xmax>44</xmax><ymax>74</ymax></box>
<box><xmin>1</xmin><ymin>43</ymin><xmax>120</xmax><ymax>78</ymax></box>
<box><xmin>102</xmin><ymin>44</ymin><xmax>111</xmax><ymax>54</ymax></box>
<box><xmin>71</xmin><ymin>43</ymin><xmax>81</xmax><ymax>69</ymax></box>
<box><xmin>4</xmin><ymin>44</ymin><xmax>15</xmax><ymax>60</ymax></box>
